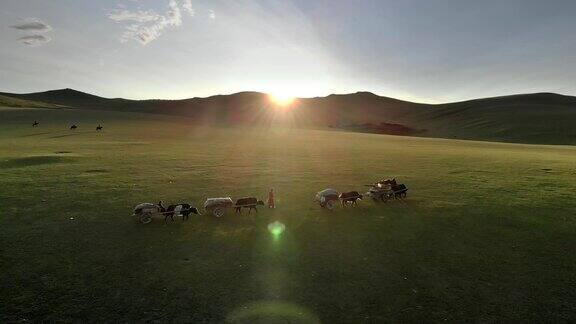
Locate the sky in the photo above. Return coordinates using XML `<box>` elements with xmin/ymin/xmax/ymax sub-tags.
<box><xmin>1</xmin><ymin>0</ymin><xmax>576</xmax><ymax>103</ymax></box>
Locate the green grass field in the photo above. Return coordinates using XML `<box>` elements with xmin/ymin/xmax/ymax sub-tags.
<box><xmin>1</xmin><ymin>107</ymin><xmax>575</xmax><ymax>322</ymax></box>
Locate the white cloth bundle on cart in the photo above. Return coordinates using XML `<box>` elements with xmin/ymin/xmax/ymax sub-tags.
<box><xmin>204</xmin><ymin>197</ymin><xmax>234</xmax><ymax>209</ymax></box>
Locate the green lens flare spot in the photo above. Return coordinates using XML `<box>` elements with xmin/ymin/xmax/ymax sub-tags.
<box><xmin>268</xmin><ymin>221</ymin><xmax>285</xmax><ymax>236</ymax></box>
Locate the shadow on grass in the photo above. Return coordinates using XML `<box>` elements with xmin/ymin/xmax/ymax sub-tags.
<box><xmin>49</xmin><ymin>131</ymin><xmax>93</xmax><ymax>139</ymax></box>
<box><xmin>0</xmin><ymin>155</ymin><xmax>77</xmax><ymax>168</ymax></box>
<box><xmin>20</xmin><ymin>131</ymin><xmax>58</xmax><ymax>138</ymax></box>
<box><xmin>84</xmin><ymin>169</ymin><xmax>108</xmax><ymax>173</ymax></box>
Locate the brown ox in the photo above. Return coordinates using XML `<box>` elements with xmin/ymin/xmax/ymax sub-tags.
<box><xmin>235</xmin><ymin>197</ymin><xmax>265</xmax><ymax>214</ymax></box>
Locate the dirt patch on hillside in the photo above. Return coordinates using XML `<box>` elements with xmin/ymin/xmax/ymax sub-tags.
<box><xmin>340</xmin><ymin>122</ymin><xmax>425</xmax><ymax>136</ymax></box>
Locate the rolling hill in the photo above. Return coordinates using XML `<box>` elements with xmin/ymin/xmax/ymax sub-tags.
<box><xmin>0</xmin><ymin>94</ymin><xmax>64</xmax><ymax>109</ymax></box>
<box><xmin>1</xmin><ymin>88</ymin><xmax>575</xmax><ymax>145</ymax></box>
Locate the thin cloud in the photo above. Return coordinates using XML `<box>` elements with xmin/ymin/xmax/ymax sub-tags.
<box><xmin>108</xmin><ymin>9</ymin><xmax>159</xmax><ymax>23</ymax></box>
<box><xmin>209</xmin><ymin>10</ymin><xmax>216</xmax><ymax>19</ymax></box>
<box><xmin>182</xmin><ymin>0</ymin><xmax>195</xmax><ymax>16</ymax></box>
<box><xmin>18</xmin><ymin>34</ymin><xmax>51</xmax><ymax>46</ymax></box>
<box><xmin>12</xmin><ymin>18</ymin><xmax>52</xmax><ymax>33</ymax></box>
<box><xmin>12</xmin><ymin>18</ymin><xmax>53</xmax><ymax>47</ymax></box>
<box><xmin>108</xmin><ymin>0</ymin><xmax>196</xmax><ymax>45</ymax></box>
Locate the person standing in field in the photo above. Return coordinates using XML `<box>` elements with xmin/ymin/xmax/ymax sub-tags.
<box><xmin>267</xmin><ymin>188</ymin><xmax>275</xmax><ymax>209</ymax></box>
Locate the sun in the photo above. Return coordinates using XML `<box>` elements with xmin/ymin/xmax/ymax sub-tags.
<box><xmin>269</xmin><ymin>93</ymin><xmax>296</xmax><ymax>107</ymax></box>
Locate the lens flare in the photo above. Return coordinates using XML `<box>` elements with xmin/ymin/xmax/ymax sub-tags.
<box><xmin>267</xmin><ymin>221</ymin><xmax>285</xmax><ymax>237</ymax></box>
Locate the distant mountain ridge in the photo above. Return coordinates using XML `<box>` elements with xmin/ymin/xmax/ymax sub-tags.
<box><xmin>1</xmin><ymin>88</ymin><xmax>575</xmax><ymax>145</ymax></box>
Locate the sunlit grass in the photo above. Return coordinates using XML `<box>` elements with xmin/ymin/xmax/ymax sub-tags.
<box><xmin>1</xmin><ymin>108</ymin><xmax>575</xmax><ymax>322</ymax></box>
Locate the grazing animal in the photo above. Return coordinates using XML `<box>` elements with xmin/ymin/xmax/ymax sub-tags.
<box><xmin>96</xmin><ymin>125</ymin><xmax>103</xmax><ymax>131</ymax></box>
<box><xmin>32</xmin><ymin>121</ymin><xmax>39</xmax><ymax>127</ymax></box>
<box><xmin>165</xmin><ymin>203</ymin><xmax>200</xmax><ymax>222</ymax></box>
<box><xmin>339</xmin><ymin>191</ymin><xmax>363</xmax><ymax>207</ymax></box>
<box><xmin>235</xmin><ymin>197</ymin><xmax>265</xmax><ymax>214</ymax></box>
<box><xmin>70</xmin><ymin>125</ymin><xmax>78</xmax><ymax>130</ymax></box>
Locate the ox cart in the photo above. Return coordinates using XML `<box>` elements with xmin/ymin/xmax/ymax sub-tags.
<box><xmin>204</xmin><ymin>198</ymin><xmax>234</xmax><ymax>217</ymax></box>
<box><xmin>204</xmin><ymin>197</ymin><xmax>264</xmax><ymax>218</ymax></box>
<box><xmin>366</xmin><ymin>179</ymin><xmax>408</xmax><ymax>202</ymax></box>
<box><xmin>204</xmin><ymin>197</ymin><xmax>265</xmax><ymax>217</ymax></box>
<box><xmin>133</xmin><ymin>197</ymin><xmax>264</xmax><ymax>222</ymax></box>
<box><xmin>132</xmin><ymin>203</ymin><xmax>199</xmax><ymax>224</ymax></box>
<box><xmin>314</xmin><ymin>188</ymin><xmax>340</xmax><ymax>210</ymax></box>
<box><xmin>133</xmin><ymin>203</ymin><xmax>161</xmax><ymax>224</ymax></box>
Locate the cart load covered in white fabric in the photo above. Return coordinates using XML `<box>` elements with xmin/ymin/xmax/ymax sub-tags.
<box><xmin>133</xmin><ymin>203</ymin><xmax>161</xmax><ymax>215</ymax></box>
<box><xmin>315</xmin><ymin>188</ymin><xmax>339</xmax><ymax>203</ymax></box>
<box><xmin>204</xmin><ymin>197</ymin><xmax>234</xmax><ymax>209</ymax></box>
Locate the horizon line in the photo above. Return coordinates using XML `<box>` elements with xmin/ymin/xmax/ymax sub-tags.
<box><xmin>1</xmin><ymin>87</ymin><xmax>572</xmax><ymax>106</ymax></box>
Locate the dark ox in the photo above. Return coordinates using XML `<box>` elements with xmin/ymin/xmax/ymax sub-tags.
<box><xmin>339</xmin><ymin>191</ymin><xmax>363</xmax><ymax>207</ymax></box>
<box><xmin>391</xmin><ymin>184</ymin><xmax>408</xmax><ymax>199</ymax></box>
<box><xmin>163</xmin><ymin>203</ymin><xmax>200</xmax><ymax>222</ymax></box>
<box><xmin>235</xmin><ymin>197</ymin><xmax>265</xmax><ymax>214</ymax></box>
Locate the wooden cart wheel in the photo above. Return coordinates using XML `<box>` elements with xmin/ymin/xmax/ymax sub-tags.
<box><xmin>139</xmin><ymin>212</ymin><xmax>153</xmax><ymax>224</ymax></box>
<box><xmin>325</xmin><ymin>199</ymin><xmax>336</xmax><ymax>210</ymax></box>
<box><xmin>381</xmin><ymin>193</ymin><xmax>390</xmax><ymax>202</ymax></box>
<box><xmin>213</xmin><ymin>207</ymin><xmax>225</xmax><ymax>218</ymax></box>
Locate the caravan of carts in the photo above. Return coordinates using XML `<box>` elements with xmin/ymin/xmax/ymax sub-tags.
<box><xmin>132</xmin><ymin>178</ymin><xmax>408</xmax><ymax>223</ymax></box>
<box><xmin>132</xmin><ymin>197</ymin><xmax>265</xmax><ymax>224</ymax></box>
<box><xmin>314</xmin><ymin>178</ymin><xmax>408</xmax><ymax>210</ymax></box>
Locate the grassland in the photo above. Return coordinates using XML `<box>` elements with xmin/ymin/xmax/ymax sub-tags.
<box><xmin>1</xmin><ymin>107</ymin><xmax>575</xmax><ymax>322</ymax></box>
